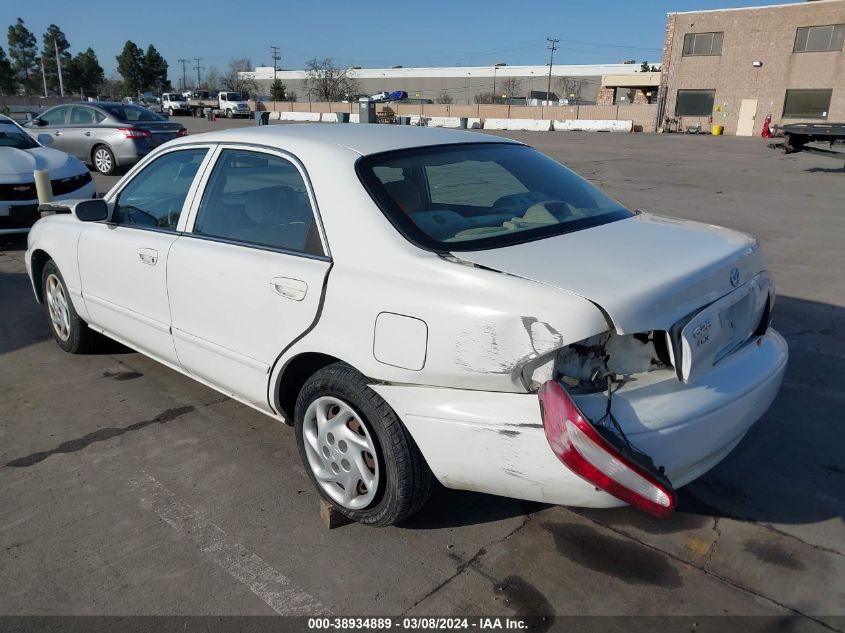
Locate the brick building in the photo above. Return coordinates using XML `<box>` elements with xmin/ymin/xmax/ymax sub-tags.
<box><xmin>659</xmin><ymin>0</ymin><xmax>845</xmax><ymax>135</ymax></box>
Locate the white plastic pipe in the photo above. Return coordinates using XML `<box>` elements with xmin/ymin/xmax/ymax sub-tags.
<box><xmin>34</xmin><ymin>170</ymin><xmax>53</xmax><ymax>204</ymax></box>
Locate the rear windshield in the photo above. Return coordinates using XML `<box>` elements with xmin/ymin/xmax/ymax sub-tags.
<box><xmin>102</xmin><ymin>105</ymin><xmax>167</xmax><ymax>122</ymax></box>
<box><xmin>357</xmin><ymin>143</ymin><xmax>632</xmax><ymax>252</ymax></box>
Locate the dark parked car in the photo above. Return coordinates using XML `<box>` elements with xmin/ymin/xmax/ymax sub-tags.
<box><xmin>24</xmin><ymin>102</ymin><xmax>187</xmax><ymax>175</ymax></box>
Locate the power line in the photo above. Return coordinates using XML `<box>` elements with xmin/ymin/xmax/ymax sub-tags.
<box><xmin>193</xmin><ymin>57</ymin><xmax>204</xmax><ymax>88</ymax></box>
<box><xmin>546</xmin><ymin>38</ymin><xmax>559</xmax><ymax>105</ymax></box>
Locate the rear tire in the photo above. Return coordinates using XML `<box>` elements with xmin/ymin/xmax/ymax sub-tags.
<box><xmin>41</xmin><ymin>260</ymin><xmax>103</xmax><ymax>354</ymax></box>
<box><xmin>92</xmin><ymin>145</ymin><xmax>117</xmax><ymax>176</ymax></box>
<box><xmin>294</xmin><ymin>362</ymin><xmax>434</xmax><ymax>526</ymax></box>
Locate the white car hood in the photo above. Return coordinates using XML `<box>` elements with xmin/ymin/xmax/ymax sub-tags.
<box><xmin>0</xmin><ymin>146</ymin><xmax>82</xmax><ymax>180</ymax></box>
<box><xmin>454</xmin><ymin>213</ymin><xmax>766</xmax><ymax>334</ymax></box>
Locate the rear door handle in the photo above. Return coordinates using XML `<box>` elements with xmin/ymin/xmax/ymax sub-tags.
<box><xmin>138</xmin><ymin>248</ymin><xmax>158</xmax><ymax>266</ymax></box>
<box><xmin>84</xmin><ymin>131</ymin><xmax>92</xmax><ymax>136</ymax></box>
<box><xmin>271</xmin><ymin>277</ymin><xmax>307</xmax><ymax>301</ymax></box>
<box><xmin>54</xmin><ymin>131</ymin><xmax>62</xmax><ymax>136</ymax></box>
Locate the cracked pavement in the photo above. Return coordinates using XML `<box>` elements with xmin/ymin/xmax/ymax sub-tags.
<box><xmin>1</xmin><ymin>121</ymin><xmax>843</xmax><ymax>628</ymax></box>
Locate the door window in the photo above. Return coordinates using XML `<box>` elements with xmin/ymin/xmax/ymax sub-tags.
<box><xmin>40</xmin><ymin>106</ymin><xmax>70</xmax><ymax>126</ymax></box>
<box><xmin>193</xmin><ymin>149</ymin><xmax>323</xmax><ymax>255</ymax></box>
<box><xmin>69</xmin><ymin>106</ymin><xmax>105</xmax><ymax>125</ymax></box>
<box><xmin>112</xmin><ymin>149</ymin><xmax>208</xmax><ymax>230</ymax></box>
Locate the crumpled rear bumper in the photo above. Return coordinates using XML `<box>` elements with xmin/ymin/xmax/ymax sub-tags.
<box><xmin>370</xmin><ymin>329</ymin><xmax>787</xmax><ymax>509</ymax></box>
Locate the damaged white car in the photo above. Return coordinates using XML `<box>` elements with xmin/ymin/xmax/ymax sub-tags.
<box><xmin>25</xmin><ymin>125</ymin><xmax>787</xmax><ymax>525</ymax></box>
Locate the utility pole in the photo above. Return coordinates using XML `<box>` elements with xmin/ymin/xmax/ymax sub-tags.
<box><xmin>193</xmin><ymin>57</ymin><xmax>204</xmax><ymax>89</ymax></box>
<box><xmin>546</xmin><ymin>37</ymin><xmax>559</xmax><ymax>106</ymax></box>
<box><xmin>178</xmin><ymin>58</ymin><xmax>189</xmax><ymax>92</ymax></box>
<box><xmin>40</xmin><ymin>56</ymin><xmax>48</xmax><ymax>98</ymax></box>
<box><xmin>270</xmin><ymin>46</ymin><xmax>281</xmax><ymax>110</ymax></box>
<box><xmin>54</xmin><ymin>39</ymin><xmax>64</xmax><ymax>97</ymax></box>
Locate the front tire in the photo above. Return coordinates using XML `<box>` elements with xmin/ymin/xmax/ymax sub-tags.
<box><xmin>294</xmin><ymin>363</ymin><xmax>433</xmax><ymax>526</ymax></box>
<box><xmin>167</xmin><ymin>107</ymin><xmax>174</xmax><ymax>116</ymax></box>
<box><xmin>42</xmin><ymin>260</ymin><xmax>103</xmax><ymax>354</ymax></box>
<box><xmin>226</xmin><ymin>109</ymin><xmax>233</xmax><ymax>119</ymax></box>
<box><xmin>92</xmin><ymin>145</ymin><xmax>117</xmax><ymax>176</ymax></box>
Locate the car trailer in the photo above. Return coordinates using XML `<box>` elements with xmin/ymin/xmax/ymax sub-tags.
<box><xmin>781</xmin><ymin>122</ymin><xmax>845</xmax><ymax>170</ymax></box>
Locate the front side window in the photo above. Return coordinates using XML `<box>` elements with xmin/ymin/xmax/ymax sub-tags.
<box><xmin>40</xmin><ymin>106</ymin><xmax>70</xmax><ymax>126</ymax></box>
<box><xmin>112</xmin><ymin>149</ymin><xmax>208</xmax><ymax>230</ymax></box>
<box><xmin>682</xmin><ymin>32</ymin><xmax>723</xmax><ymax>56</ymax></box>
<box><xmin>794</xmin><ymin>24</ymin><xmax>845</xmax><ymax>52</ymax></box>
<box><xmin>675</xmin><ymin>89</ymin><xmax>715</xmax><ymax>116</ymax></box>
<box><xmin>358</xmin><ymin>143</ymin><xmax>632</xmax><ymax>252</ymax></box>
<box><xmin>782</xmin><ymin>89</ymin><xmax>832</xmax><ymax>119</ymax></box>
<box><xmin>193</xmin><ymin>149</ymin><xmax>322</xmax><ymax>255</ymax></box>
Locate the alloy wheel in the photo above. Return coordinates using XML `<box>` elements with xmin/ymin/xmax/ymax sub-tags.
<box><xmin>45</xmin><ymin>273</ymin><xmax>71</xmax><ymax>341</ymax></box>
<box><xmin>94</xmin><ymin>148</ymin><xmax>112</xmax><ymax>174</ymax></box>
<box><xmin>302</xmin><ymin>396</ymin><xmax>380</xmax><ymax>509</ymax></box>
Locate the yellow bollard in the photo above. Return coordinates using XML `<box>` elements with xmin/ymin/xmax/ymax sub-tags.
<box><xmin>34</xmin><ymin>169</ymin><xmax>53</xmax><ymax>203</ymax></box>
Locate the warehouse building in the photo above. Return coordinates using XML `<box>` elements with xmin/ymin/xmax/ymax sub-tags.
<box><xmin>659</xmin><ymin>0</ymin><xmax>845</xmax><ymax>135</ymax></box>
<box><xmin>248</xmin><ymin>63</ymin><xmax>651</xmax><ymax>105</ymax></box>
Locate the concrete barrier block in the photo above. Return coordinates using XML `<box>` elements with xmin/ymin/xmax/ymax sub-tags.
<box><xmin>483</xmin><ymin>118</ymin><xmax>552</xmax><ymax>131</ymax></box>
<box><xmin>268</xmin><ymin>111</ymin><xmax>282</xmax><ymax>120</ymax></box>
<box><xmin>349</xmin><ymin>113</ymin><xmax>360</xmax><ymax>123</ymax></box>
<box><xmin>467</xmin><ymin>118</ymin><xmax>482</xmax><ymax>129</ymax></box>
<box><xmin>553</xmin><ymin>119</ymin><xmax>633</xmax><ymax>133</ymax></box>
<box><xmin>321</xmin><ymin>112</ymin><xmax>340</xmax><ymax>123</ymax></box>
<box><xmin>279</xmin><ymin>111</ymin><xmax>321</xmax><ymax>122</ymax></box>
<box><xmin>425</xmin><ymin>116</ymin><xmax>463</xmax><ymax>128</ymax></box>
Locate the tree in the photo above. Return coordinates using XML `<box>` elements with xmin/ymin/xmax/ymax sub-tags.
<box><xmin>41</xmin><ymin>24</ymin><xmax>71</xmax><ymax>94</ymax></box>
<box><xmin>7</xmin><ymin>18</ymin><xmax>39</xmax><ymax>94</ymax></box>
<box><xmin>221</xmin><ymin>58</ymin><xmax>256</xmax><ymax>96</ymax></box>
<box><xmin>435</xmin><ymin>90</ymin><xmax>453</xmax><ymax>104</ymax></box>
<box><xmin>270</xmin><ymin>78</ymin><xmax>287</xmax><ymax>101</ymax></box>
<box><xmin>116</xmin><ymin>40</ymin><xmax>144</xmax><ymax>95</ymax></box>
<box><xmin>0</xmin><ymin>46</ymin><xmax>15</xmax><ymax>95</ymax></box>
<box><xmin>557</xmin><ymin>76</ymin><xmax>587</xmax><ymax>103</ymax></box>
<box><xmin>304</xmin><ymin>58</ymin><xmax>358</xmax><ymax>102</ymax></box>
<box><xmin>501</xmin><ymin>77</ymin><xmax>522</xmax><ymax>102</ymax></box>
<box><xmin>142</xmin><ymin>44</ymin><xmax>169</xmax><ymax>91</ymax></box>
<box><xmin>201</xmin><ymin>66</ymin><xmax>221</xmax><ymax>91</ymax></box>
<box><xmin>639</xmin><ymin>61</ymin><xmax>659</xmax><ymax>72</ymax></box>
<box><xmin>65</xmin><ymin>48</ymin><xmax>104</xmax><ymax>98</ymax></box>
<box><xmin>474</xmin><ymin>92</ymin><xmax>494</xmax><ymax>104</ymax></box>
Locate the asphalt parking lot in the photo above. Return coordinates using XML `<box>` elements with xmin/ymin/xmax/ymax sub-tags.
<box><xmin>1</xmin><ymin>118</ymin><xmax>843</xmax><ymax>629</ymax></box>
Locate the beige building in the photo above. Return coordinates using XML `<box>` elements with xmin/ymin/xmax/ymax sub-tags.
<box><xmin>659</xmin><ymin>0</ymin><xmax>845</xmax><ymax>135</ymax></box>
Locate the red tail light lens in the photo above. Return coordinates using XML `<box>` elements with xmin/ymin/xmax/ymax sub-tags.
<box><xmin>119</xmin><ymin>127</ymin><xmax>152</xmax><ymax>139</ymax></box>
<box><xmin>539</xmin><ymin>380</ymin><xmax>676</xmax><ymax>518</ymax></box>
<box><xmin>178</xmin><ymin>128</ymin><xmax>188</xmax><ymax>137</ymax></box>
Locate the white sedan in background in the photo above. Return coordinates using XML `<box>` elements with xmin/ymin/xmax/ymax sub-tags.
<box><xmin>0</xmin><ymin>114</ymin><xmax>94</xmax><ymax>234</ymax></box>
<box><xmin>25</xmin><ymin>125</ymin><xmax>787</xmax><ymax>525</ymax></box>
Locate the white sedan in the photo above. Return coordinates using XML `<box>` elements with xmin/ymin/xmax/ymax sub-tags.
<box><xmin>0</xmin><ymin>114</ymin><xmax>95</xmax><ymax>234</ymax></box>
<box><xmin>25</xmin><ymin>125</ymin><xmax>787</xmax><ymax>525</ymax></box>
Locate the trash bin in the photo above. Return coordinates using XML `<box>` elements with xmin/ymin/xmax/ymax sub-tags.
<box><xmin>459</xmin><ymin>117</ymin><xmax>468</xmax><ymax>129</ymax></box>
<box><xmin>711</xmin><ymin>124</ymin><xmax>723</xmax><ymax>136</ymax></box>
<box><xmin>398</xmin><ymin>116</ymin><xmax>411</xmax><ymax>125</ymax></box>
<box><xmin>205</xmin><ymin>108</ymin><xmax>213</xmax><ymax>122</ymax></box>
<box><xmin>255</xmin><ymin>111</ymin><xmax>270</xmax><ymax>126</ymax></box>
<box><xmin>336</xmin><ymin>112</ymin><xmax>349</xmax><ymax>123</ymax></box>
<box><xmin>358</xmin><ymin>100</ymin><xmax>377</xmax><ymax>124</ymax></box>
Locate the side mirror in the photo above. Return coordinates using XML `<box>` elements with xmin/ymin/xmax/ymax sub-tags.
<box><xmin>39</xmin><ymin>199</ymin><xmax>109</xmax><ymax>222</ymax></box>
<box><xmin>37</xmin><ymin>133</ymin><xmax>54</xmax><ymax>146</ymax></box>
<box><xmin>33</xmin><ymin>118</ymin><xmax>47</xmax><ymax>127</ymax></box>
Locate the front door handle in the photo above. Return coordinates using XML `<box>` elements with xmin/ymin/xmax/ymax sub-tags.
<box><xmin>138</xmin><ymin>248</ymin><xmax>158</xmax><ymax>266</ymax></box>
<box><xmin>54</xmin><ymin>131</ymin><xmax>62</xmax><ymax>136</ymax></box>
<box><xmin>84</xmin><ymin>131</ymin><xmax>92</xmax><ymax>136</ymax></box>
<box><xmin>271</xmin><ymin>277</ymin><xmax>307</xmax><ymax>301</ymax></box>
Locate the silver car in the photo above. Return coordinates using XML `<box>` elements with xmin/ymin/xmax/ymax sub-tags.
<box><xmin>25</xmin><ymin>102</ymin><xmax>187</xmax><ymax>175</ymax></box>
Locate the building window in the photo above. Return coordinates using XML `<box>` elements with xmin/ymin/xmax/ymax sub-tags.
<box><xmin>682</xmin><ymin>32</ymin><xmax>723</xmax><ymax>56</ymax></box>
<box><xmin>675</xmin><ymin>89</ymin><xmax>715</xmax><ymax>116</ymax></box>
<box><xmin>782</xmin><ymin>89</ymin><xmax>832</xmax><ymax>119</ymax></box>
<box><xmin>794</xmin><ymin>24</ymin><xmax>845</xmax><ymax>52</ymax></box>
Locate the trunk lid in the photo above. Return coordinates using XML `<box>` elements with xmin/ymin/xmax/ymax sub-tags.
<box><xmin>454</xmin><ymin>213</ymin><xmax>766</xmax><ymax>334</ymax></box>
<box><xmin>133</xmin><ymin>121</ymin><xmax>183</xmax><ymax>147</ymax></box>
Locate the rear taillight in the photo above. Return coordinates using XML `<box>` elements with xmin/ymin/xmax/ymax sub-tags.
<box><xmin>119</xmin><ymin>127</ymin><xmax>152</xmax><ymax>139</ymax></box>
<box><xmin>177</xmin><ymin>128</ymin><xmax>188</xmax><ymax>137</ymax></box>
<box><xmin>539</xmin><ymin>380</ymin><xmax>676</xmax><ymax>518</ymax></box>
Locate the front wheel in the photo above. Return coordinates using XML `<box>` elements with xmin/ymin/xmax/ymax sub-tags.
<box><xmin>226</xmin><ymin>109</ymin><xmax>233</xmax><ymax>118</ymax></box>
<box><xmin>92</xmin><ymin>145</ymin><xmax>117</xmax><ymax>175</ymax></box>
<box><xmin>42</xmin><ymin>260</ymin><xmax>103</xmax><ymax>353</ymax></box>
<box><xmin>294</xmin><ymin>363</ymin><xmax>434</xmax><ymax>526</ymax></box>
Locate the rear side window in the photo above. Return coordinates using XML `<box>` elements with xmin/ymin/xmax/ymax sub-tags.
<box><xmin>113</xmin><ymin>149</ymin><xmax>207</xmax><ymax>230</ymax></box>
<box><xmin>357</xmin><ymin>143</ymin><xmax>632</xmax><ymax>252</ymax></box>
<box><xmin>193</xmin><ymin>149</ymin><xmax>323</xmax><ymax>256</ymax></box>
<box><xmin>69</xmin><ymin>107</ymin><xmax>105</xmax><ymax>125</ymax></box>
<box><xmin>102</xmin><ymin>105</ymin><xmax>166</xmax><ymax>122</ymax></box>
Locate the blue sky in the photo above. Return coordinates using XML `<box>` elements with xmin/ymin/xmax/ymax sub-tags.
<box><xmin>3</xmin><ymin>0</ymin><xmax>786</xmax><ymax>79</ymax></box>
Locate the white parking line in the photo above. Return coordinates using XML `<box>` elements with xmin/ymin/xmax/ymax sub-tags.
<box><xmin>130</xmin><ymin>472</ymin><xmax>328</xmax><ymax>615</ymax></box>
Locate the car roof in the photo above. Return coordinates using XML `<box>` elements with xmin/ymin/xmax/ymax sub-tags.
<box><xmin>168</xmin><ymin>123</ymin><xmax>520</xmax><ymax>157</ymax></box>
